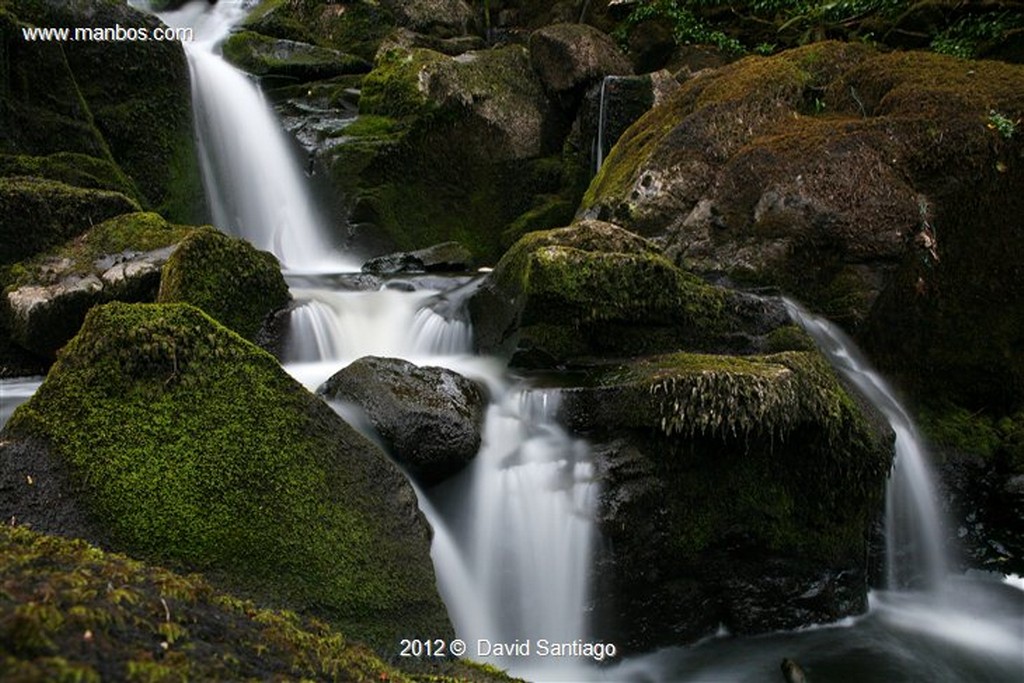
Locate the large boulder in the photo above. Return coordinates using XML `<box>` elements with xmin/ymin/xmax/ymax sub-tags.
<box><xmin>579</xmin><ymin>41</ymin><xmax>1024</xmax><ymax>412</ymax></box>
<box><xmin>468</xmin><ymin>219</ymin><xmax>788</xmax><ymax>366</ymax></box>
<box><xmin>559</xmin><ymin>350</ymin><xmax>893</xmax><ymax>652</ymax></box>
<box><xmin>0</xmin><ymin>302</ymin><xmax>452</xmax><ymax>648</ymax></box>
<box><xmin>379</xmin><ymin>0</ymin><xmax>474</xmax><ymax>38</ymax></box>
<box><xmin>1</xmin><ymin>212</ymin><xmax>191</xmax><ymax>358</ymax></box>
<box><xmin>326</xmin><ymin>43</ymin><xmax>565</xmax><ymax>261</ymax></box>
<box><xmin>528</xmin><ymin>22</ymin><xmax>633</xmax><ymax>100</ymax></box>
<box><xmin>157</xmin><ymin>229</ymin><xmax>290</xmax><ymax>342</ymax></box>
<box><xmin>320</xmin><ymin>356</ymin><xmax>487</xmax><ymax>485</ymax></box>
<box><xmin>1</xmin><ymin>0</ymin><xmax>203</xmax><ymax>221</ymax></box>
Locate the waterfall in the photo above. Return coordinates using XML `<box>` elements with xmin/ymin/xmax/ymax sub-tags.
<box><xmin>785</xmin><ymin>300</ymin><xmax>948</xmax><ymax>589</ymax></box>
<box><xmin>156</xmin><ymin>0</ymin><xmax>356</xmax><ymax>273</ymax></box>
<box><xmin>595</xmin><ymin>76</ymin><xmax>611</xmax><ymax>174</ymax></box>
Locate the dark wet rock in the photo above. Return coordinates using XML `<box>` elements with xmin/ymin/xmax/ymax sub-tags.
<box><xmin>320</xmin><ymin>356</ymin><xmax>487</xmax><ymax>485</ymax></box>
<box><xmin>577</xmin><ymin>352</ymin><xmax>893</xmax><ymax>652</ymax></box>
<box><xmin>361</xmin><ymin>241</ymin><xmax>474</xmax><ymax>274</ymax></box>
<box><xmin>0</xmin><ymin>303</ymin><xmax>452</xmax><ymax>649</ymax></box>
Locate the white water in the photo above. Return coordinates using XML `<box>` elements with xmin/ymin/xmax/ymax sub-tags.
<box><xmin>785</xmin><ymin>299</ymin><xmax>948</xmax><ymax>589</ymax></box>
<box><xmin>155</xmin><ymin>0</ymin><xmax>356</xmax><ymax>273</ymax></box>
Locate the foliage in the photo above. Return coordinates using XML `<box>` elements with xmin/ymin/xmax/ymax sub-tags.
<box><xmin>615</xmin><ymin>0</ymin><xmax>744</xmax><ymax>54</ymax></box>
<box><xmin>987</xmin><ymin>110</ymin><xmax>1018</xmax><ymax>140</ymax></box>
<box><xmin>931</xmin><ymin>10</ymin><xmax>1024</xmax><ymax>59</ymax></box>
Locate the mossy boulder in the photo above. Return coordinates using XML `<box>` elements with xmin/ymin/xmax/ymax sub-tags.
<box><xmin>0</xmin><ymin>302</ymin><xmax>452</xmax><ymax>649</ymax></box>
<box><xmin>580</xmin><ymin>41</ymin><xmax>1024</xmax><ymax>412</ymax></box>
<box><xmin>0</xmin><ymin>153</ymin><xmax>138</xmax><ymax>199</ymax></box>
<box><xmin>1</xmin><ymin>212</ymin><xmax>192</xmax><ymax>358</ymax></box>
<box><xmin>0</xmin><ymin>525</ymin><xmax>519</xmax><ymax>683</ymax></box>
<box><xmin>0</xmin><ymin>177</ymin><xmax>140</xmax><ymax>265</ymax></box>
<box><xmin>242</xmin><ymin>0</ymin><xmax>398</xmax><ymax>63</ymax></box>
<box><xmin>468</xmin><ymin>219</ymin><xmax>788</xmax><ymax>366</ymax></box>
<box><xmin>157</xmin><ymin>230</ymin><xmax>290</xmax><ymax>342</ymax></box>
<box><xmin>326</xmin><ymin>43</ymin><xmax>564</xmax><ymax>260</ymax></box>
<box><xmin>222</xmin><ymin>30</ymin><xmax>371</xmax><ymax>82</ymax></box>
<box><xmin>1</xmin><ymin>0</ymin><xmax>203</xmax><ymax>222</ymax></box>
<box><xmin>379</xmin><ymin>0</ymin><xmax>474</xmax><ymax>39</ymax></box>
<box><xmin>558</xmin><ymin>350</ymin><xmax>892</xmax><ymax>651</ymax></box>
<box><xmin>528</xmin><ymin>22</ymin><xmax>633</xmax><ymax>101</ymax></box>
<box><xmin>320</xmin><ymin>356</ymin><xmax>487</xmax><ymax>486</ymax></box>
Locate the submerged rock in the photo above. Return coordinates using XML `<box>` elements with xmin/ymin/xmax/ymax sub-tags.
<box><xmin>0</xmin><ymin>303</ymin><xmax>452</xmax><ymax>648</ymax></box>
<box><xmin>320</xmin><ymin>356</ymin><xmax>487</xmax><ymax>485</ymax></box>
<box><xmin>566</xmin><ymin>351</ymin><xmax>893</xmax><ymax>651</ymax></box>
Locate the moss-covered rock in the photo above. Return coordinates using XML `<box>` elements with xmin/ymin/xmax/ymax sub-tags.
<box><xmin>379</xmin><ymin>0</ymin><xmax>474</xmax><ymax>39</ymax></box>
<box><xmin>1</xmin><ymin>0</ymin><xmax>204</xmax><ymax>222</ymax></box>
<box><xmin>157</xmin><ymin>230</ymin><xmax>290</xmax><ymax>342</ymax></box>
<box><xmin>222</xmin><ymin>30</ymin><xmax>371</xmax><ymax>82</ymax></box>
<box><xmin>0</xmin><ymin>153</ymin><xmax>138</xmax><ymax>199</ymax></box>
<box><xmin>242</xmin><ymin>0</ymin><xmax>398</xmax><ymax>63</ymax></box>
<box><xmin>1</xmin><ymin>212</ymin><xmax>192</xmax><ymax>358</ymax></box>
<box><xmin>579</xmin><ymin>41</ymin><xmax>1024</xmax><ymax>413</ymax></box>
<box><xmin>0</xmin><ymin>524</ymin><xmax>417</xmax><ymax>682</ymax></box>
<box><xmin>0</xmin><ymin>177</ymin><xmax>140</xmax><ymax>265</ymax></box>
<box><xmin>559</xmin><ymin>350</ymin><xmax>892</xmax><ymax>651</ymax></box>
<box><xmin>469</xmin><ymin>219</ymin><xmax>787</xmax><ymax>365</ymax></box>
<box><xmin>528</xmin><ymin>22</ymin><xmax>633</xmax><ymax>99</ymax></box>
<box><xmin>325</xmin><ymin>42</ymin><xmax>564</xmax><ymax>261</ymax></box>
<box><xmin>1</xmin><ymin>302</ymin><xmax>452</xmax><ymax>649</ymax></box>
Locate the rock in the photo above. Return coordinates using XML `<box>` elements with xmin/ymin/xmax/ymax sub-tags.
<box><xmin>579</xmin><ymin>42</ymin><xmax>1024</xmax><ymax>411</ymax></box>
<box><xmin>242</xmin><ymin>0</ymin><xmax>397</xmax><ymax>62</ymax></box>
<box><xmin>320</xmin><ymin>356</ymin><xmax>487</xmax><ymax>485</ymax></box>
<box><xmin>0</xmin><ymin>303</ymin><xmax>452</xmax><ymax>648</ymax></box>
<box><xmin>327</xmin><ymin>43</ymin><xmax>562</xmax><ymax>261</ymax></box>
<box><xmin>0</xmin><ymin>153</ymin><xmax>138</xmax><ymax>198</ymax></box>
<box><xmin>0</xmin><ymin>177</ymin><xmax>141</xmax><ymax>265</ymax></box>
<box><xmin>528</xmin><ymin>23</ymin><xmax>633</xmax><ymax>100</ymax></box>
<box><xmin>378</xmin><ymin>26</ymin><xmax>486</xmax><ymax>57</ymax></box>
<box><xmin>468</xmin><ymin>219</ymin><xmax>787</xmax><ymax>365</ymax></box>
<box><xmin>572</xmin><ymin>351</ymin><xmax>893</xmax><ymax>652</ymax></box>
<box><xmin>157</xmin><ymin>229</ymin><xmax>290</xmax><ymax>342</ymax></box>
<box><xmin>222</xmin><ymin>31</ymin><xmax>371</xmax><ymax>82</ymax></box>
<box><xmin>361</xmin><ymin>241</ymin><xmax>474</xmax><ymax>274</ymax></box>
<box><xmin>1</xmin><ymin>0</ymin><xmax>203</xmax><ymax>221</ymax></box>
<box><xmin>379</xmin><ymin>0</ymin><xmax>474</xmax><ymax>39</ymax></box>
<box><xmin>1</xmin><ymin>212</ymin><xmax>192</xmax><ymax>358</ymax></box>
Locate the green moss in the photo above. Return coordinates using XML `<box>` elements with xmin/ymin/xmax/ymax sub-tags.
<box><xmin>764</xmin><ymin>324</ymin><xmax>816</xmax><ymax>353</ymax></box>
<box><xmin>0</xmin><ymin>524</ymin><xmax>419</xmax><ymax>682</ymax></box>
<box><xmin>359</xmin><ymin>47</ymin><xmax>448</xmax><ymax>117</ymax></box>
<box><xmin>0</xmin><ymin>153</ymin><xmax>138</xmax><ymax>199</ymax></box>
<box><xmin>0</xmin><ymin>177</ymin><xmax>140</xmax><ymax>265</ymax></box>
<box><xmin>221</xmin><ymin>30</ymin><xmax>370</xmax><ymax>80</ymax></box>
<box><xmin>5</xmin><ymin>302</ymin><xmax>451</xmax><ymax>649</ymax></box>
<box><xmin>500</xmin><ymin>195</ymin><xmax>576</xmax><ymax>249</ymax></box>
<box><xmin>243</xmin><ymin>0</ymin><xmax>396</xmax><ymax>62</ymax></box>
<box><xmin>157</xmin><ymin>230</ymin><xmax>289</xmax><ymax>342</ymax></box>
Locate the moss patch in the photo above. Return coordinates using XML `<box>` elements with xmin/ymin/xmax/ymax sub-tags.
<box><xmin>0</xmin><ymin>177</ymin><xmax>140</xmax><ymax>265</ymax></box>
<box><xmin>4</xmin><ymin>302</ymin><xmax>451</xmax><ymax>649</ymax></box>
<box><xmin>157</xmin><ymin>230</ymin><xmax>289</xmax><ymax>342</ymax></box>
<box><xmin>0</xmin><ymin>525</ymin><xmax>417</xmax><ymax>682</ymax></box>
<box><xmin>0</xmin><ymin>153</ymin><xmax>138</xmax><ymax>199</ymax></box>
<box><xmin>222</xmin><ymin>30</ymin><xmax>370</xmax><ymax>81</ymax></box>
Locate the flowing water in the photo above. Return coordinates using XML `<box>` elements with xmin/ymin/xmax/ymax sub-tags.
<box><xmin>20</xmin><ymin>2</ymin><xmax>1015</xmax><ymax>681</ymax></box>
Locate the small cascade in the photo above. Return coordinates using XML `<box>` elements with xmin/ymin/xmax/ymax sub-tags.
<box><xmin>785</xmin><ymin>300</ymin><xmax>948</xmax><ymax>589</ymax></box>
<box><xmin>428</xmin><ymin>388</ymin><xmax>600</xmax><ymax>681</ymax></box>
<box><xmin>156</xmin><ymin>0</ymin><xmax>355</xmax><ymax>273</ymax></box>
<box><xmin>594</xmin><ymin>75</ymin><xmax>612</xmax><ymax>174</ymax></box>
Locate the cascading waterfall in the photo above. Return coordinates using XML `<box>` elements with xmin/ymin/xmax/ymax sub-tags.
<box><xmin>594</xmin><ymin>75</ymin><xmax>613</xmax><ymax>174</ymax></box>
<box><xmin>784</xmin><ymin>299</ymin><xmax>948</xmax><ymax>589</ymax></box>
<box><xmin>155</xmin><ymin>0</ymin><xmax>355</xmax><ymax>273</ymax></box>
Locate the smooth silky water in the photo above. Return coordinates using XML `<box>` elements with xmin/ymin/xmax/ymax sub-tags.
<box><xmin>33</xmin><ymin>3</ymin><xmax>1014</xmax><ymax>680</ymax></box>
